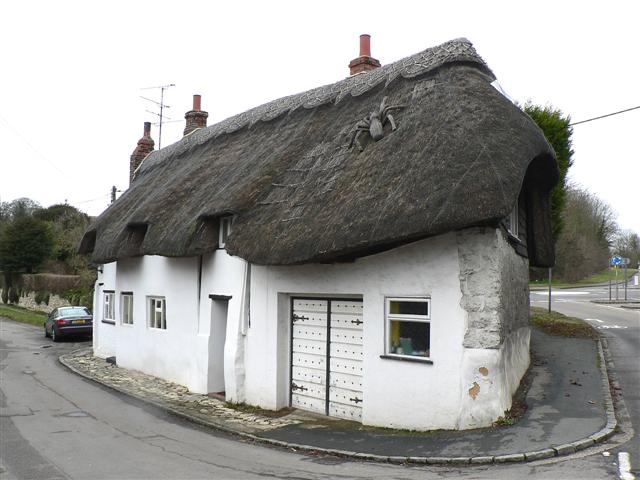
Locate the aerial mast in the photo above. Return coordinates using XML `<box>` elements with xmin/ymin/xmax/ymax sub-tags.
<box><xmin>140</xmin><ymin>83</ymin><xmax>175</xmax><ymax>149</ymax></box>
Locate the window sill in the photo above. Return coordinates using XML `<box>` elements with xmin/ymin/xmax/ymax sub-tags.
<box><xmin>380</xmin><ymin>354</ymin><xmax>433</xmax><ymax>364</ymax></box>
<box><xmin>101</xmin><ymin>319</ymin><xmax>116</xmax><ymax>325</ymax></box>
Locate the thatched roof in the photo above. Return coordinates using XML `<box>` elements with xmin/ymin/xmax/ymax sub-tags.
<box><xmin>80</xmin><ymin>38</ymin><xmax>558</xmax><ymax>267</ymax></box>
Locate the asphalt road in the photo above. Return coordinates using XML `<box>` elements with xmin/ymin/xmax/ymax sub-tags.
<box><xmin>0</xmin><ymin>311</ymin><xmax>634</xmax><ymax>480</ymax></box>
<box><xmin>531</xmin><ymin>279</ymin><xmax>640</xmax><ymax>476</ymax></box>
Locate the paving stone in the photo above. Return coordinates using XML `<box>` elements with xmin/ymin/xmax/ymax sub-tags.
<box><xmin>552</xmin><ymin>444</ymin><xmax>575</xmax><ymax>456</ymax></box>
<box><xmin>60</xmin><ymin>350</ymin><xmax>301</xmax><ymax>433</ymax></box>
<box><xmin>524</xmin><ymin>449</ymin><xmax>555</xmax><ymax>461</ymax></box>
<box><xmin>570</xmin><ymin>438</ymin><xmax>595</xmax><ymax>451</ymax></box>
<box><xmin>494</xmin><ymin>453</ymin><xmax>525</xmax><ymax>463</ymax></box>
<box><xmin>469</xmin><ymin>456</ymin><xmax>494</xmax><ymax>464</ymax></box>
<box><xmin>407</xmin><ymin>456</ymin><xmax>428</xmax><ymax>464</ymax></box>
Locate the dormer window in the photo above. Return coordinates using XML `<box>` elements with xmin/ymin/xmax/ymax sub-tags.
<box><xmin>506</xmin><ymin>204</ymin><xmax>518</xmax><ymax>237</ymax></box>
<box><xmin>219</xmin><ymin>216</ymin><xmax>233</xmax><ymax>249</ymax></box>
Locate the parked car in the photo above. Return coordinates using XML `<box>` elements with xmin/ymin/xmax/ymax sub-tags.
<box><xmin>44</xmin><ymin>306</ymin><xmax>93</xmax><ymax>342</ymax></box>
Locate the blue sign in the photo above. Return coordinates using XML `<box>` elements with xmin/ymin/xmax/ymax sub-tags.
<box><xmin>611</xmin><ymin>255</ymin><xmax>623</xmax><ymax>266</ymax></box>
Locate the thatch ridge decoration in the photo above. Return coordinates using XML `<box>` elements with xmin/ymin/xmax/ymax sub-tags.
<box><xmin>136</xmin><ymin>38</ymin><xmax>490</xmax><ymax>178</ymax></box>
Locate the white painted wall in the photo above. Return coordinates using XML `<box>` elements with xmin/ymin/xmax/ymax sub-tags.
<box><xmin>246</xmin><ymin>233</ymin><xmax>468</xmax><ymax>430</ymax></box>
<box><xmin>93</xmin><ymin>227</ymin><xmax>530</xmax><ymax>430</ymax></box>
<box><xmin>92</xmin><ymin>252</ymin><xmax>247</xmax><ymax>395</ymax></box>
<box><xmin>93</xmin><ymin>262</ymin><xmax>117</xmax><ymax>359</ymax></box>
<box><xmin>197</xmin><ymin>252</ymin><xmax>247</xmax><ymax>399</ymax></box>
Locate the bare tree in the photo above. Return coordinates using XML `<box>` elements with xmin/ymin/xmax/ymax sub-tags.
<box><xmin>553</xmin><ymin>185</ymin><xmax>618</xmax><ymax>281</ymax></box>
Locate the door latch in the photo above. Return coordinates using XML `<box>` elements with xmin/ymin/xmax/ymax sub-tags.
<box><xmin>349</xmin><ymin>396</ymin><xmax>362</xmax><ymax>404</ymax></box>
<box><xmin>292</xmin><ymin>314</ymin><xmax>309</xmax><ymax>323</ymax></box>
<box><xmin>350</xmin><ymin>318</ymin><xmax>363</xmax><ymax>325</ymax></box>
<box><xmin>291</xmin><ymin>382</ymin><xmax>308</xmax><ymax>392</ymax></box>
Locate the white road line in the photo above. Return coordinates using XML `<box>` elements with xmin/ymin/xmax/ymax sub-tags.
<box><xmin>532</xmin><ymin>291</ymin><xmax>590</xmax><ymax>296</ymax></box>
<box><xmin>586</xmin><ymin>318</ymin><xmax>604</xmax><ymax>323</ymax></box>
<box><xmin>618</xmin><ymin>452</ymin><xmax>635</xmax><ymax>480</ymax></box>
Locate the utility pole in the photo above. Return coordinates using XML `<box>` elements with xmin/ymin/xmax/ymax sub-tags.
<box><xmin>141</xmin><ymin>84</ymin><xmax>175</xmax><ymax>149</ymax></box>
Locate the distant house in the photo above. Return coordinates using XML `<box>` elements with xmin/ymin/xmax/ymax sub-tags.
<box><xmin>79</xmin><ymin>37</ymin><xmax>557</xmax><ymax>430</ymax></box>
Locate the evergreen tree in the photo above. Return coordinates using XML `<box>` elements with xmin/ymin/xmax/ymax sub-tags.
<box><xmin>524</xmin><ymin>104</ymin><xmax>574</xmax><ymax>242</ymax></box>
<box><xmin>0</xmin><ymin>216</ymin><xmax>54</xmax><ymax>275</ymax></box>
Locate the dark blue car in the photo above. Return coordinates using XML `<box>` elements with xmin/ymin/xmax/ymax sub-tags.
<box><xmin>44</xmin><ymin>306</ymin><xmax>93</xmax><ymax>342</ymax></box>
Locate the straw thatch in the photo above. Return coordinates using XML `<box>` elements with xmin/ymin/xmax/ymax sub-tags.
<box><xmin>80</xmin><ymin>38</ymin><xmax>557</xmax><ymax>267</ymax></box>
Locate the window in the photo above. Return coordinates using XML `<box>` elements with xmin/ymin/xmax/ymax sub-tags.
<box><xmin>148</xmin><ymin>297</ymin><xmax>166</xmax><ymax>330</ymax></box>
<box><xmin>103</xmin><ymin>292</ymin><xmax>115</xmax><ymax>320</ymax></box>
<box><xmin>121</xmin><ymin>293</ymin><xmax>133</xmax><ymax>325</ymax></box>
<box><xmin>386</xmin><ymin>297</ymin><xmax>430</xmax><ymax>359</ymax></box>
<box><xmin>219</xmin><ymin>216</ymin><xmax>233</xmax><ymax>248</ymax></box>
<box><xmin>506</xmin><ymin>203</ymin><xmax>518</xmax><ymax>237</ymax></box>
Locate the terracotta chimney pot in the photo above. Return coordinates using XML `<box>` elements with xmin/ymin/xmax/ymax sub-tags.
<box><xmin>349</xmin><ymin>34</ymin><xmax>381</xmax><ymax>76</ymax></box>
<box><xmin>184</xmin><ymin>94</ymin><xmax>208</xmax><ymax>136</ymax></box>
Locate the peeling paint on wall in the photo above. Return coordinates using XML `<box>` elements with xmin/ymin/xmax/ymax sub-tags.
<box><xmin>468</xmin><ymin>382</ymin><xmax>480</xmax><ymax>399</ymax></box>
<box><xmin>479</xmin><ymin>367</ymin><xmax>489</xmax><ymax>376</ymax></box>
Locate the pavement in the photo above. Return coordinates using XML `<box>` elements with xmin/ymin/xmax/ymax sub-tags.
<box><xmin>59</xmin><ymin>328</ymin><xmax>619</xmax><ymax>465</ymax></box>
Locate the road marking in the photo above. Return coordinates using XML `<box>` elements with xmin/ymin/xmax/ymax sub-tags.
<box><xmin>598</xmin><ymin>325</ymin><xmax>628</xmax><ymax>329</ymax></box>
<box><xmin>586</xmin><ymin>318</ymin><xmax>604</xmax><ymax>323</ymax></box>
<box><xmin>532</xmin><ymin>291</ymin><xmax>590</xmax><ymax>296</ymax></box>
<box><xmin>618</xmin><ymin>452</ymin><xmax>635</xmax><ymax>480</ymax></box>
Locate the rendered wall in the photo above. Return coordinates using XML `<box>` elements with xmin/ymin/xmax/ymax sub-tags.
<box><xmin>247</xmin><ymin>233</ymin><xmax>468</xmax><ymax>430</ymax></box>
<box><xmin>93</xmin><ymin>262</ymin><xmax>117</xmax><ymax>359</ymax></box>
<box><xmin>456</xmin><ymin>227</ymin><xmax>531</xmax><ymax>428</ymax></box>
<box><xmin>92</xmin><ymin>252</ymin><xmax>246</xmax><ymax>395</ymax></box>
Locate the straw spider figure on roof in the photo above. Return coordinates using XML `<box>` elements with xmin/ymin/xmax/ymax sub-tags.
<box><xmin>349</xmin><ymin>96</ymin><xmax>405</xmax><ymax>152</ymax></box>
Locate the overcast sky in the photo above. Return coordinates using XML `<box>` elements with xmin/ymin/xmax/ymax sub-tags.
<box><xmin>2</xmin><ymin>1</ymin><xmax>638</xmax><ymax>234</ymax></box>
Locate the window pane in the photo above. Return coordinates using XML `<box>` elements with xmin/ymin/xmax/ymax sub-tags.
<box><xmin>389</xmin><ymin>320</ymin><xmax>430</xmax><ymax>357</ymax></box>
<box><xmin>389</xmin><ymin>300</ymin><xmax>428</xmax><ymax>316</ymax></box>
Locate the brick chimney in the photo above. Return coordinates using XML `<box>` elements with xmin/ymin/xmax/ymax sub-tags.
<box><xmin>349</xmin><ymin>34</ymin><xmax>381</xmax><ymax>76</ymax></box>
<box><xmin>183</xmin><ymin>94</ymin><xmax>208</xmax><ymax>136</ymax></box>
<box><xmin>129</xmin><ymin>122</ymin><xmax>154</xmax><ymax>184</ymax></box>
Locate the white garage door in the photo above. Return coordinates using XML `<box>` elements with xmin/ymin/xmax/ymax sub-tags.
<box><xmin>291</xmin><ymin>298</ymin><xmax>363</xmax><ymax>421</ymax></box>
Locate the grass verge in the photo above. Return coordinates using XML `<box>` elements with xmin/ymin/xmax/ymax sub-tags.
<box><xmin>0</xmin><ymin>304</ymin><xmax>47</xmax><ymax>327</ymax></box>
<box><xmin>530</xmin><ymin>268</ymin><xmax>638</xmax><ymax>288</ymax></box>
<box><xmin>530</xmin><ymin>306</ymin><xmax>599</xmax><ymax>340</ymax></box>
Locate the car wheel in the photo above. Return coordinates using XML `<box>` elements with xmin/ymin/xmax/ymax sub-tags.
<box><xmin>52</xmin><ymin>328</ymin><xmax>60</xmax><ymax>342</ymax></box>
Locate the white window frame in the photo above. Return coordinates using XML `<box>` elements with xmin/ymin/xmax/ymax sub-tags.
<box><xmin>385</xmin><ymin>296</ymin><xmax>431</xmax><ymax>360</ymax></box>
<box><xmin>147</xmin><ymin>296</ymin><xmax>166</xmax><ymax>330</ymax></box>
<box><xmin>219</xmin><ymin>216</ymin><xmax>233</xmax><ymax>249</ymax></box>
<box><xmin>103</xmin><ymin>291</ymin><xmax>115</xmax><ymax>321</ymax></box>
<box><xmin>121</xmin><ymin>293</ymin><xmax>134</xmax><ymax>325</ymax></box>
<box><xmin>507</xmin><ymin>203</ymin><xmax>519</xmax><ymax>237</ymax></box>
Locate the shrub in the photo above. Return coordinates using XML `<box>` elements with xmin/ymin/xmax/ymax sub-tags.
<box><xmin>35</xmin><ymin>291</ymin><xmax>51</xmax><ymax>305</ymax></box>
<box><xmin>35</xmin><ymin>291</ymin><xmax>45</xmax><ymax>304</ymax></box>
<box><xmin>1</xmin><ymin>289</ymin><xmax>7</xmax><ymax>304</ymax></box>
<box><xmin>8</xmin><ymin>287</ymin><xmax>19</xmax><ymax>304</ymax></box>
<box><xmin>64</xmin><ymin>287</ymin><xmax>93</xmax><ymax>308</ymax></box>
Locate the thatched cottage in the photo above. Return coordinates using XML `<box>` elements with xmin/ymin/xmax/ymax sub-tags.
<box><xmin>80</xmin><ymin>37</ymin><xmax>557</xmax><ymax>430</ymax></box>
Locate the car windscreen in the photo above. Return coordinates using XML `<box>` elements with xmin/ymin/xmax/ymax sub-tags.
<box><xmin>59</xmin><ymin>307</ymin><xmax>90</xmax><ymax>317</ymax></box>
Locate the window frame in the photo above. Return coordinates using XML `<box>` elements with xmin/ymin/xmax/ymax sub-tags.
<box><xmin>121</xmin><ymin>292</ymin><xmax>134</xmax><ymax>325</ymax></box>
<box><xmin>147</xmin><ymin>296</ymin><xmax>166</xmax><ymax>330</ymax></box>
<box><xmin>219</xmin><ymin>216</ymin><xmax>233</xmax><ymax>249</ymax></box>
<box><xmin>506</xmin><ymin>203</ymin><xmax>519</xmax><ymax>238</ymax></box>
<box><xmin>384</xmin><ymin>296</ymin><xmax>431</xmax><ymax>361</ymax></box>
<box><xmin>103</xmin><ymin>291</ymin><xmax>115</xmax><ymax>321</ymax></box>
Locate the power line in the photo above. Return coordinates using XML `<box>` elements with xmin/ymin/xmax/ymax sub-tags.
<box><xmin>569</xmin><ymin>105</ymin><xmax>640</xmax><ymax>126</ymax></box>
<box><xmin>73</xmin><ymin>194</ymin><xmax>111</xmax><ymax>204</ymax></box>
<box><xmin>0</xmin><ymin>112</ymin><xmax>66</xmax><ymax>175</ymax></box>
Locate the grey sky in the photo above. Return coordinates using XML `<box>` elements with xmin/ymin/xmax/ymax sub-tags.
<box><xmin>1</xmin><ymin>0</ymin><xmax>638</xmax><ymax>234</ymax></box>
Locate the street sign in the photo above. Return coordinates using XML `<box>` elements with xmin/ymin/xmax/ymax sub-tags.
<box><xmin>611</xmin><ymin>255</ymin><xmax>623</xmax><ymax>266</ymax></box>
